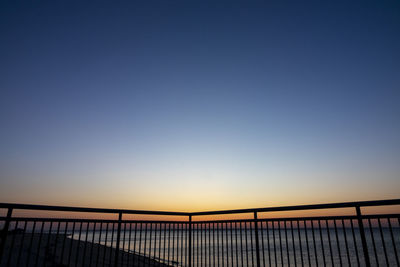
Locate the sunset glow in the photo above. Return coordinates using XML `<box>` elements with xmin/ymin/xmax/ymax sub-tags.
<box><xmin>1</xmin><ymin>1</ymin><xmax>399</xmax><ymax>211</ymax></box>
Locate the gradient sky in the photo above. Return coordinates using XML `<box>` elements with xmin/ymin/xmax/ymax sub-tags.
<box><xmin>1</xmin><ymin>1</ymin><xmax>399</xmax><ymax>212</ymax></box>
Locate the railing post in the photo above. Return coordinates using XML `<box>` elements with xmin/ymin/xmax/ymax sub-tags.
<box><xmin>188</xmin><ymin>215</ymin><xmax>192</xmax><ymax>267</ymax></box>
<box><xmin>114</xmin><ymin>212</ymin><xmax>122</xmax><ymax>267</ymax></box>
<box><xmin>356</xmin><ymin>206</ymin><xmax>371</xmax><ymax>267</ymax></box>
<box><xmin>254</xmin><ymin>211</ymin><xmax>261</xmax><ymax>267</ymax></box>
<box><xmin>0</xmin><ymin>208</ymin><xmax>13</xmax><ymax>264</ymax></box>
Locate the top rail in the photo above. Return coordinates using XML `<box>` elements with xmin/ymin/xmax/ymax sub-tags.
<box><xmin>0</xmin><ymin>203</ymin><xmax>190</xmax><ymax>216</ymax></box>
<box><xmin>0</xmin><ymin>198</ymin><xmax>399</xmax><ymax>217</ymax></box>
<box><xmin>190</xmin><ymin>198</ymin><xmax>400</xmax><ymax>216</ymax></box>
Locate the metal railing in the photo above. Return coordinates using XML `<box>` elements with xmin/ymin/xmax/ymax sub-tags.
<box><xmin>0</xmin><ymin>199</ymin><xmax>399</xmax><ymax>266</ymax></box>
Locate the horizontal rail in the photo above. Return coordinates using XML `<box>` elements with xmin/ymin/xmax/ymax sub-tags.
<box><xmin>1</xmin><ymin>213</ymin><xmax>399</xmax><ymax>224</ymax></box>
<box><xmin>0</xmin><ymin>217</ymin><xmax>190</xmax><ymax>224</ymax></box>
<box><xmin>1</xmin><ymin>198</ymin><xmax>399</xmax><ymax>217</ymax></box>
<box><xmin>0</xmin><ymin>203</ymin><xmax>190</xmax><ymax>216</ymax></box>
<box><xmin>190</xmin><ymin>199</ymin><xmax>400</xmax><ymax>216</ymax></box>
<box><xmin>192</xmin><ymin>213</ymin><xmax>400</xmax><ymax>224</ymax></box>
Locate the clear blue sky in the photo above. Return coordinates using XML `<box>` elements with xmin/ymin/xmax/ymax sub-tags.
<box><xmin>1</xmin><ymin>1</ymin><xmax>399</xmax><ymax>210</ymax></box>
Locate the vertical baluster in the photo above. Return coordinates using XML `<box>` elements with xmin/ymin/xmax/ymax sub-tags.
<box><xmin>115</xmin><ymin>212</ymin><xmax>122</xmax><ymax>267</ymax></box>
<box><xmin>388</xmin><ymin>218</ymin><xmax>399</xmax><ymax>266</ymax></box>
<box><xmin>153</xmin><ymin>223</ymin><xmax>158</xmax><ymax>266</ymax></box>
<box><xmin>209</xmin><ymin>223</ymin><xmax>212</xmax><ymax>267</ymax></box>
<box><xmin>186</xmin><ymin>222</ymin><xmax>188</xmax><ymax>267</ymax></box>
<box><xmin>89</xmin><ymin>222</ymin><xmax>95</xmax><ymax>267</ymax></box>
<box><xmin>6</xmin><ymin>220</ymin><xmax>19</xmax><ymax>266</ymax></box>
<box><xmin>95</xmin><ymin>222</ymin><xmax>102</xmax><ymax>267</ymax></box>
<box><xmin>0</xmin><ymin>208</ymin><xmax>13</xmax><ymax>264</ymax></box>
<box><xmin>147</xmin><ymin>222</ymin><xmax>151</xmax><ymax>266</ymax></box>
<box><xmin>138</xmin><ymin>223</ymin><xmax>143</xmax><ymax>266</ymax></box>
<box><xmin>296</xmin><ymin>220</ymin><xmax>304</xmax><ymax>267</ymax></box>
<box><xmin>350</xmin><ymin>219</ymin><xmax>360</xmax><ymax>267</ymax></box>
<box><xmin>278</xmin><ymin>221</ymin><xmax>283</xmax><ymax>266</ymax></box>
<box><xmin>239</xmin><ymin>222</ymin><xmax>243</xmax><ymax>267</ymax></box>
<box><xmin>235</xmin><ymin>222</ymin><xmax>239</xmax><ymax>266</ymax></box>
<box><xmin>212</xmin><ymin>223</ymin><xmax>216</xmax><ymax>267</ymax></box>
<box><xmin>303</xmin><ymin>220</ymin><xmax>310</xmax><ymax>266</ymax></box>
<box><xmin>311</xmin><ymin>220</ymin><xmax>318</xmax><ymax>267</ymax></box>
<box><xmin>171</xmin><ymin>223</ymin><xmax>174</xmax><ymax>267</ymax></box>
<box><xmin>230</xmin><ymin>222</ymin><xmax>234</xmax><ymax>267</ymax></box>
<box><xmin>326</xmin><ymin>220</ymin><xmax>334</xmax><ymax>266</ymax></box>
<box><xmin>26</xmin><ymin>221</ymin><xmax>37</xmax><ymax>266</ymax></box>
<box><xmin>35</xmin><ymin>221</ymin><xmax>44</xmax><ymax>266</ymax></box>
<box><xmin>284</xmin><ymin>220</ymin><xmax>290</xmax><ymax>267</ymax></box>
<box><xmin>342</xmin><ymin>219</ymin><xmax>351</xmax><ymax>266</ymax></box>
<box><xmin>273</xmin><ymin>221</ymin><xmax>277</xmax><ymax>267</ymax></box>
<box><xmin>226</xmin><ymin>222</ymin><xmax>229</xmax><ymax>267</ymax></box>
<box><xmin>260</xmin><ymin>220</ymin><xmax>266</xmax><ymax>267</ymax></box>
<box><xmin>206</xmin><ymin>223</ymin><xmax>209</xmax><ymax>267</ymax></box>
<box><xmin>77</xmin><ymin>222</ymin><xmax>84</xmax><ymax>267</ymax></box>
<box><xmin>249</xmin><ymin>221</ymin><xmax>253</xmax><ymax>266</ymax></box>
<box><xmin>122</xmin><ymin>222</ymin><xmax>126</xmax><ymax>266</ymax></box>
<box><xmin>176</xmin><ymin>223</ymin><xmax>179</xmax><ymax>267</ymax></box>
<box><xmin>181</xmin><ymin>222</ymin><xmax>184</xmax><ymax>266</ymax></box>
<box><xmin>144</xmin><ymin>223</ymin><xmax>148</xmax><ymax>265</ymax></box>
<box><xmin>150</xmin><ymin>223</ymin><xmax>153</xmax><ymax>266</ymax></box>
<box><xmin>217</xmin><ymin>223</ymin><xmax>220</xmax><ymax>267</ymax></box>
<box><xmin>318</xmin><ymin>220</ymin><xmax>326</xmax><ymax>266</ymax></box>
<box><xmin>267</xmin><ymin>221</ymin><xmax>271</xmax><ymax>267</ymax></box>
<box><xmin>368</xmin><ymin>219</ymin><xmax>379</xmax><ymax>266</ymax></box>
<box><xmin>203</xmin><ymin>223</ymin><xmax>206</xmax><ymax>267</ymax></box>
<box><xmin>82</xmin><ymin>222</ymin><xmax>90</xmax><ymax>267</ymax></box>
<box><xmin>244</xmin><ymin>221</ymin><xmax>249</xmax><ymax>267</ymax></box>
<box><xmin>333</xmin><ymin>220</ymin><xmax>342</xmax><ymax>266</ymax></box>
<box><xmin>378</xmin><ymin>218</ymin><xmax>389</xmax><ymax>266</ymax></box>
<box><xmin>196</xmin><ymin>223</ymin><xmax>198</xmax><ymax>267</ymax></box>
<box><xmin>356</xmin><ymin>206</ymin><xmax>371</xmax><ymax>267</ymax></box>
<box><xmin>290</xmin><ymin>221</ymin><xmax>297</xmax><ymax>267</ymax></box>
<box><xmin>102</xmin><ymin>222</ymin><xmax>108</xmax><ymax>267</ymax></box>
<box><xmin>159</xmin><ymin>223</ymin><xmax>162</xmax><ymax>266</ymax></box>
<box><xmin>162</xmin><ymin>223</ymin><xmax>166</xmax><ymax>266</ymax></box>
<box><xmin>61</xmin><ymin>222</ymin><xmax>68</xmax><ymax>266</ymax></box>
<box><xmin>16</xmin><ymin>220</ymin><xmax>28</xmax><ymax>267</ymax></box>
<box><xmin>188</xmin><ymin>222</ymin><xmax>191</xmax><ymax>267</ymax></box>
<box><xmin>109</xmin><ymin>222</ymin><xmax>115</xmax><ymax>267</ymax></box>
<box><xmin>53</xmin><ymin>221</ymin><xmax>62</xmax><ymax>266</ymax></box>
<box><xmin>67</xmin><ymin>222</ymin><xmax>76</xmax><ymax>267</ymax></box>
<box><xmin>200</xmin><ymin>223</ymin><xmax>203</xmax><ymax>267</ymax></box>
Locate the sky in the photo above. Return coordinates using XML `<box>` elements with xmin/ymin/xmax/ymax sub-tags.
<box><xmin>0</xmin><ymin>1</ymin><xmax>399</xmax><ymax>212</ymax></box>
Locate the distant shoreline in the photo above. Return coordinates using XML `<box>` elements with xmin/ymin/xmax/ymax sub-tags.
<box><xmin>1</xmin><ymin>232</ymin><xmax>170</xmax><ymax>266</ymax></box>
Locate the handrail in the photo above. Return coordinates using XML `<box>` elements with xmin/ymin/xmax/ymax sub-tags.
<box><xmin>0</xmin><ymin>203</ymin><xmax>190</xmax><ymax>216</ymax></box>
<box><xmin>190</xmin><ymin>198</ymin><xmax>400</xmax><ymax>216</ymax></box>
<box><xmin>1</xmin><ymin>198</ymin><xmax>399</xmax><ymax>216</ymax></box>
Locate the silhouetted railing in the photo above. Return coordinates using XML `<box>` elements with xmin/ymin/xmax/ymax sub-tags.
<box><xmin>0</xmin><ymin>199</ymin><xmax>399</xmax><ymax>266</ymax></box>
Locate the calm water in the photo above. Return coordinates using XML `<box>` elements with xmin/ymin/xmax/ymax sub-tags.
<box><xmin>68</xmin><ymin>227</ymin><xmax>400</xmax><ymax>266</ymax></box>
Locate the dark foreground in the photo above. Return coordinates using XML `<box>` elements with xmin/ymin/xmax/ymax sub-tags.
<box><xmin>0</xmin><ymin>232</ymin><xmax>170</xmax><ymax>266</ymax></box>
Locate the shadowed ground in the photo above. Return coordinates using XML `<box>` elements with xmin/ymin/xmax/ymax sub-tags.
<box><xmin>1</xmin><ymin>232</ymin><xmax>171</xmax><ymax>266</ymax></box>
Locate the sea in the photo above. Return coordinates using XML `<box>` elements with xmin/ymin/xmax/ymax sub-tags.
<box><xmin>68</xmin><ymin>227</ymin><xmax>400</xmax><ymax>266</ymax></box>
